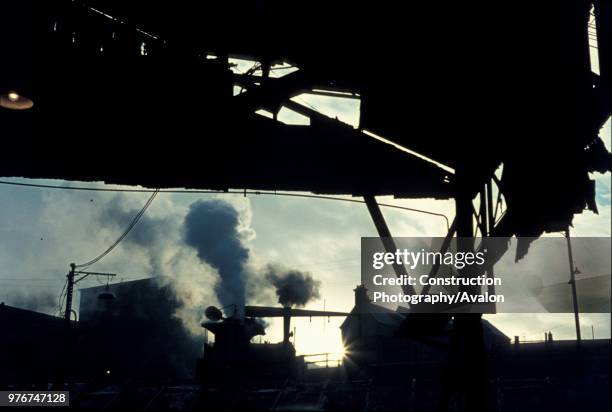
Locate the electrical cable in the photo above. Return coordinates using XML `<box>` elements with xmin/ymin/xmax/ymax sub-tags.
<box><xmin>0</xmin><ymin>180</ymin><xmax>450</xmax><ymax>230</ymax></box>
<box><xmin>57</xmin><ymin>277</ymin><xmax>68</xmax><ymax>315</ymax></box>
<box><xmin>75</xmin><ymin>189</ymin><xmax>159</xmax><ymax>269</ymax></box>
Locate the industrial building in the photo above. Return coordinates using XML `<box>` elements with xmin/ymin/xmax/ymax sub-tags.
<box><xmin>0</xmin><ymin>303</ymin><xmax>67</xmax><ymax>386</ymax></box>
<box><xmin>79</xmin><ymin>278</ymin><xmax>204</xmax><ymax>379</ymax></box>
<box><xmin>0</xmin><ymin>278</ymin><xmax>610</xmax><ymax>410</ymax></box>
<box><xmin>341</xmin><ymin>285</ymin><xmax>510</xmax><ymax>376</ymax></box>
<box><xmin>80</xmin><ymin>278</ymin><xmax>348</xmax><ymax>383</ymax></box>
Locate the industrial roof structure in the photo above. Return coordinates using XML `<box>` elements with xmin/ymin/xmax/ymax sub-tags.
<box><xmin>1</xmin><ymin>2</ymin><xmax>609</xmax><ymax>242</ymax></box>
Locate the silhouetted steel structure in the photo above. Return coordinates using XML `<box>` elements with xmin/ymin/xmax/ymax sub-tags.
<box><xmin>244</xmin><ymin>305</ymin><xmax>348</xmax><ymax>344</ymax></box>
<box><xmin>1</xmin><ymin>1</ymin><xmax>610</xmax><ymax>411</ymax></box>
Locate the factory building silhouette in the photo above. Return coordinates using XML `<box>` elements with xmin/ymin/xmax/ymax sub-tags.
<box><xmin>1</xmin><ymin>278</ymin><xmax>610</xmax><ymax>410</ymax></box>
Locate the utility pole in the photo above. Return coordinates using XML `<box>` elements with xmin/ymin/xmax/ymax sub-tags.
<box><xmin>60</xmin><ymin>264</ymin><xmax>117</xmax><ymax>384</ymax></box>
<box><xmin>59</xmin><ymin>263</ymin><xmax>76</xmax><ymax>391</ymax></box>
<box><xmin>64</xmin><ymin>263</ymin><xmax>76</xmax><ymax>325</ymax></box>
<box><xmin>63</xmin><ymin>265</ymin><xmax>116</xmax><ymax>324</ymax></box>
<box><xmin>565</xmin><ymin>229</ymin><xmax>581</xmax><ymax>343</ymax></box>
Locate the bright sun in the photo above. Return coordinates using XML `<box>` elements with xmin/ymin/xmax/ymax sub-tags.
<box><xmin>260</xmin><ymin>316</ymin><xmax>346</xmax><ymax>366</ymax></box>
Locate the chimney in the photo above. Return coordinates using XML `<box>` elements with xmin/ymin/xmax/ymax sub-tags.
<box><xmin>283</xmin><ymin>306</ymin><xmax>291</xmax><ymax>344</ymax></box>
<box><xmin>354</xmin><ymin>285</ymin><xmax>370</xmax><ymax>340</ymax></box>
<box><xmin>354</xmin><ymin>285</ymin><xmax>370</xmax><ymax>312</ymax></box>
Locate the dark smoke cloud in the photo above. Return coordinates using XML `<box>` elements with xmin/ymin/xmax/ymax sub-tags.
<box><xmin>98</xmin><ymin>195</ymin><xmax>176</xmax><ymax>275</ymax></box>
<box><xmin>184</xmin><ymin>200</ymin><xmax>249</xmax><ymax>311</ymax></box>
<box><xmin>97</xmin><ymin>196</ymin><xmax>322</xmax><ymax>327</ymax></box>
<box><xmin>265</xmin><ymin>265</ymin><xmax>321</xmax><ymax>307</ymax></box>
<box><xmin>94</xmin><ymin>194</ymin><xmax>220</xmax><ymax>336</ymax></box>
<box><xmin>99</xmin><ymin>196</ymin><xmax>164</xmax><ymax>247</ymax></box>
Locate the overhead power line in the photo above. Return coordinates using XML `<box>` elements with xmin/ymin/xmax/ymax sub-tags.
<box><xmin>0</xmin><ymin>180</ymin><xmax>450</xmax><ymax>230</ymax></box>
<box><xmin>75</xmin><ymin>189</ymin><xmax>159</xmax><ymax>269</ymax></box>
